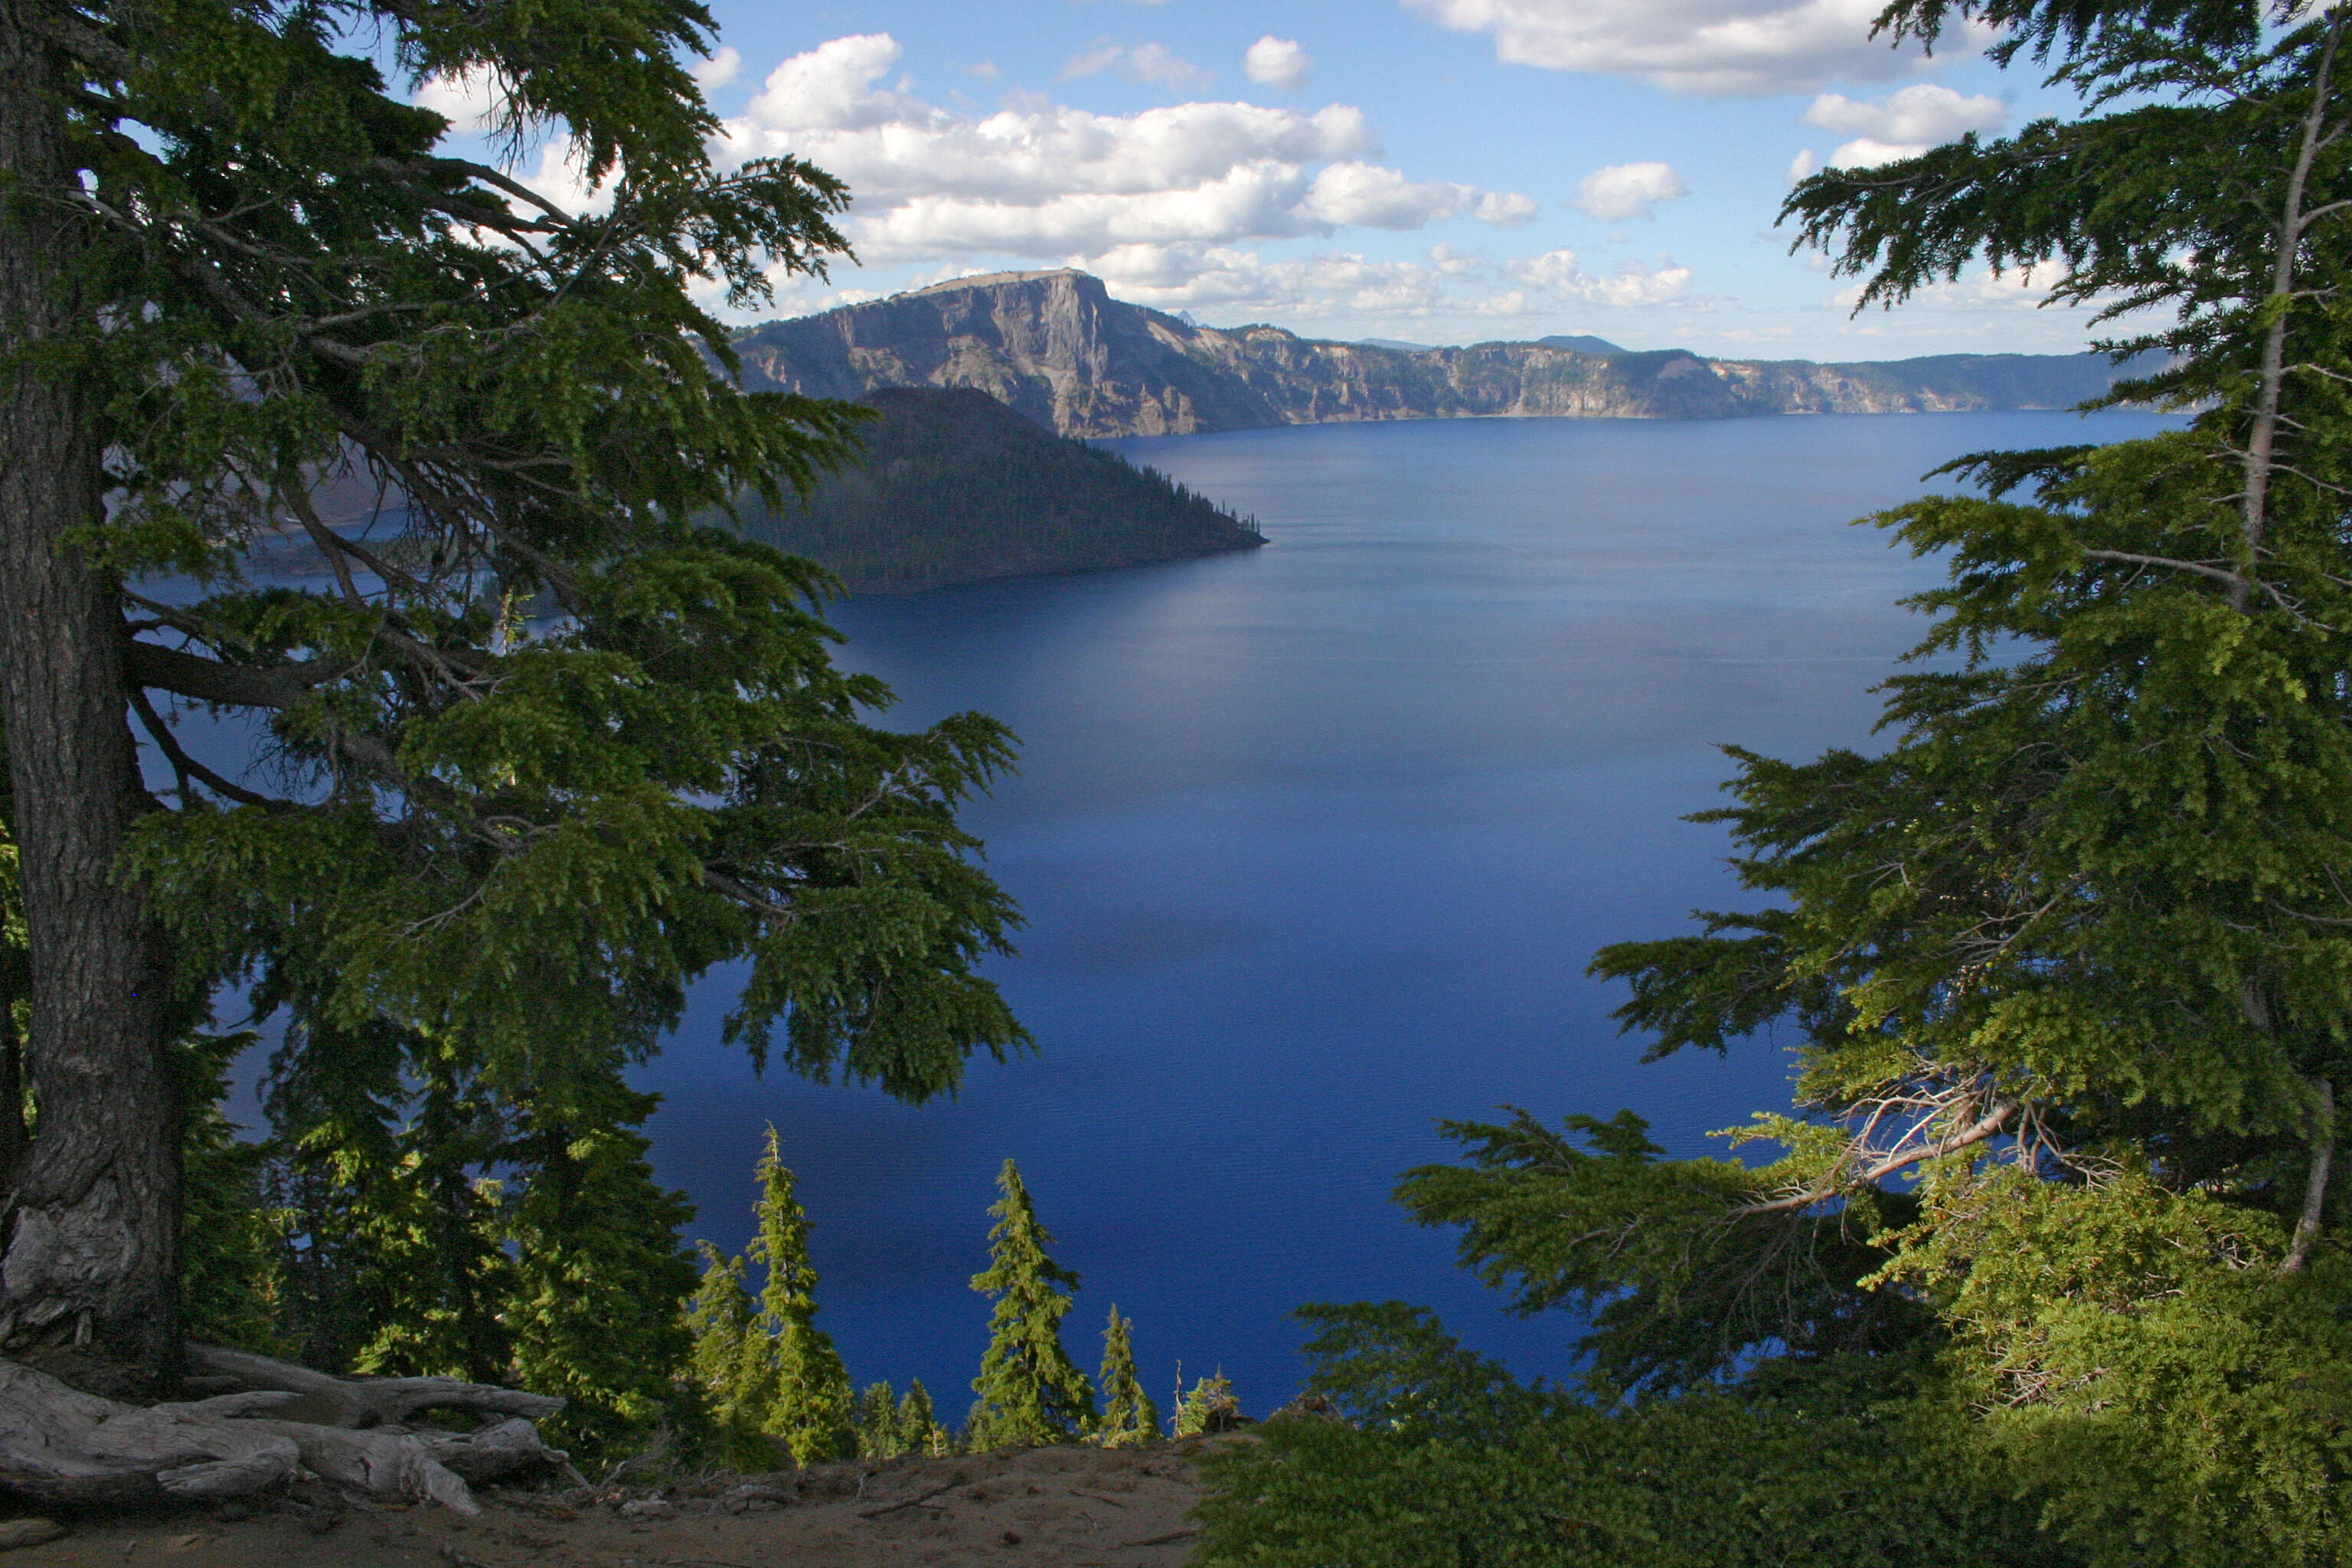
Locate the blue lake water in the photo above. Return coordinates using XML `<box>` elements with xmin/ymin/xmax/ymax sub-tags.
<box><xmin>632</xmin><ymin>409</ymin><xmax>2176</xmax><ymax>1419</ymax></box>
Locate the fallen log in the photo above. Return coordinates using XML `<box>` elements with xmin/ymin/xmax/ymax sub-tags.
<box><xmin>0</xmin><ymin>1351</ymin><xmax>574</xmax><ymax>1513</ymax></box>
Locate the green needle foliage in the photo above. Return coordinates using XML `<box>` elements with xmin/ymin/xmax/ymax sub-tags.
<box><xmin>854</xmin><ymin>1381</ymin><xmax>901</xmax><ymax>1461</ymax></box>
<box><xmin>851</xmin><ymin>1377</ymin><xmax>950</xmax><ymax>1460</ymax></box>
<box><xmin>1197</xmin><ymin>1305</ymin><xmax>2068</xmax><ymax>1568</ymax></box>
<box><xmin>1369</xmin><ymin>1</ymin><xmax>2352</xmax><ymax>1561</ymax></box>
<box><xmin>684</xmin><ymin>1240</ymin><xmax>763</xmax><ymax>1464</ymax></box>
<box><xmin>0</xmin><ymin>0</ymin><xmax>1027</xmax><ymax>1364</ymax></box>
<box><xmin>346</xmin><ymin>1050</ymin><xmax>515</xmax><ymax>1384</ymax></box>
<box><xmin>1093</xmin><ymin>1305</ymin><xmax>1157</xmax><ymax>1449</ymax></box>
<box><xmin>685</xmin><ymin>1127</ymin><xmax>854</xmax><ymax>1465</ymax></box>
<box><xmin>897</xmin><ymin>1380</ymin><xmax>949</xmax><ymax>1458</ymax></box>
<box><xmin>742</xmin><ymin>1127</ymin><xmax>855</xmax><ymax>1464</ymax></box>
<box><xmin>965</xmin><ymin>1159</ymin><xmax>1095</xmax><ymax>1449</ymax></box>
<box><xmin>1173</xmin><ymin>1372</ymin><xmax>1240</xmax><ymax>1438</ymax></box>
<box><xmin>503</xmin><ymin>1076</ymin><xmax>697</xmax><ymax>1455</ymax></box>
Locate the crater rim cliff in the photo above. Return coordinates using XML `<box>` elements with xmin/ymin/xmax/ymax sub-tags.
<box><xmin>727</xmin><ymin>268</ymin><xmax>2151</xmax><ymax>440</ymax></box>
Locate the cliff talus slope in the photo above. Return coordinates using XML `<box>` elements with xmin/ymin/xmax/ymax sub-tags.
<box><xmin>730</xmin><ymin>270</ymin><xmax>2143</xmax><ymax>439</ymax></box>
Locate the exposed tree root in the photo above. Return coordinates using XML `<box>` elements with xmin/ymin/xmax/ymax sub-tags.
<box><xmin>0</xmin><ymin>1346</ymin><xmax>579</xmax><ymax>1514</ymax></box>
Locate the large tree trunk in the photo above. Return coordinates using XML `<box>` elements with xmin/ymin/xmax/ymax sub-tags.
<box><xmin>0</xmin><ymin>0</ymin><xmax>181</xmax><ymax>1380</ymax></box>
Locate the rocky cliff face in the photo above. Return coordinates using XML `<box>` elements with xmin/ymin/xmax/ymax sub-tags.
<box><xmin>730</xmin><ymin>270</ymin><xmax>2138</xmax><ymax>439</ymax></box>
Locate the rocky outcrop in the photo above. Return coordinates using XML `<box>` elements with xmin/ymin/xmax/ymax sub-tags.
<box><xmin>729</xmin><ymin>270</ymin><xmax>2145</xmax><ymax>439</ymax></box>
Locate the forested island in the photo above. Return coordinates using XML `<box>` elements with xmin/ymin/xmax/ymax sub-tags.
<box><xmin>733</xmin><ymin>387</ymin><xmax>1263</xmax><ymax>593</ymax></box>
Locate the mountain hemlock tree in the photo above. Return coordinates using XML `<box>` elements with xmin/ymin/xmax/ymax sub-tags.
<box><xmin>345</xmin><ymin>1047</ymin><xmax>515</xmax><ymax>1384</ymax></box>
<box><xmin>503</xmin><ymin>1076</ymin><xmax>698</xmax><ymax>1452</ymax></box>
<box><xmin>0</xmin><ymin>0</ymin><xmax>1028</xmax><ymax>1379</ymax></box>
<box><xmin>686</xmin><ymin>1240</ymin><xmax>757</xmax><ymax>1439</ymax></box>
<box><xmin>897</xmin><ymin>1378</ymin><xmax>948</xmax><ymax>1458</ymax></box>
<box><xmin>742</xmin><ymin>1126</ymin><xmax>854</xmax><ymax>1464</ymax></box>
<box><xmin>853</xmin><ymin>1380</ymin><xmax>900</xmax><ymax>1461</ymax></box>
<box><xmin>684</xmin><ymin>1127</ymin><xmax>854</xmax><ymax>1464</ymax></box>
<box><xmin>965</xmin><ymin>1158</ymin><xmax>1094</xmax><ymax>1449</ymax></box>
<box><xmin>1093</xmin><ymin>1305</ymin><xmax>1157</xmax><ymax>1448</ymax></box>
<box><xmin>1394</xmin><ymin>0</ymin><xmax>2352</xmax><ymax>1560</ymax></box>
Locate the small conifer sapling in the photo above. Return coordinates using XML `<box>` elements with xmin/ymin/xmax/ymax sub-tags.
<box><xmin>965</xmin><ymin>1159</ymin><xmax>1096</xmax><ymax>1448</ymax></box>
<box><xmin>1094</xmin><ymin>1305</ymin><xmax>1158</xmax><ymax>1448</ymax></box>
<box><xmin>743</xmin><ymin>1127</ymin><xmax>857</xmax><ymax>1464</ymax></box>
<box><xmin>899</xmin><ymin>1380</ymin><xmax>949</xmax><ymax>1457</ymax></box>
<box><xmin>855</xmin><ymin>1382</ymin><xmax>901</xmax><ymax>1460</ymax></box>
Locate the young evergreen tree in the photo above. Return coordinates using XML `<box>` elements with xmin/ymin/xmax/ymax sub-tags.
<box><xmin>685</xmin><ymin>1240</ymin><xmax>760</xmax><ymax>1446</ymax></box>
<box><xmin>898</xmin><ymin>1379</ymin><xmax>949</xmax><ymax>1457</ymax></box>
<box><xmin>348</xmin><ymin>1050</ymin><xmax>514</xmax><ymax>1383</ymax></box>
<box><xmin>1094</xmin><ymin>1306</ymin><xmax>1158</xmax><ymax>1448</ymax></box>
<box><xmin>258</xmin><ymin>1018</ymin><xmax>414</xmax><ymax>1372</ymax></box>
<box><xmin>175</xmin><ymin>1029</ymin><xmax>289</xmax><ymax>1356</ymax></box>
<box><xmin>1393</xmin><ymin>2</ymin><xmax>2352</xmax><ymax>1560</ymax></box>
<box><xmin>965</xmin><ymin>1159</ymin><xmax>1095</xmax><ymax>1449</ymax></box>
<box><xmin>854</xmin><ymin>1381</ymin><xmax>902</xmax><ymax>1461</ymax></box>
<box><xmin>1174</xmin><ymin>1372</ymin><xmax>1240</xmax><ymax>1438</ymax></box>
<box><xmin>0</xmin><ymin>0</ymin><xmax>1027</xmax><ymax>1380</ymax></box>
<box><xmin>504</xmin><ymin>1075</ymin><xmax>697</xmax><ymax>1456</ymax></box>
<box><xmin>740</xmin><ymin>1127</ymin><xmax>855</xmax><ymax>1465</ymax></box>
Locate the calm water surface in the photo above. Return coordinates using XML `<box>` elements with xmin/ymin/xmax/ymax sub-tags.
<box><xmin>636</xmin><ymin>409</ymin><xmax>2175</xmax><ymax>1416</ymax></box>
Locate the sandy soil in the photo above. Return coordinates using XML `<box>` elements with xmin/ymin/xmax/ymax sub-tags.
<box><xmin>0</xmin><ymin>1441</ymin><xmax>1221</xmax><ymax>1568</ymax></box>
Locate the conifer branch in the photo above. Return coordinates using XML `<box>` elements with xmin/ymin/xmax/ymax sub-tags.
<box><xmin>1736</xmin><ymin>1099</ymin><xmax>2017</xmax><ymax>1216</ymax></box>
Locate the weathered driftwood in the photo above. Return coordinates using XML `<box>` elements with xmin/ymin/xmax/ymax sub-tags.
<box><xmin>0</xmin><ymin>1350</ymin><xmax>574</xmax><ymax>1514</ymax></box>
<box><xmin>184</xmin><ymin>1344</ymin><xmax>564</xmax><ymax>1429</ymax></box>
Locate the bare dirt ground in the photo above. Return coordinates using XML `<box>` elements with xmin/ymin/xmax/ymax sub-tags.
<box><xmin>0</xmin><ymin>1441</ymin><xmax>1223</xmax><ymax>1568</ymax></box>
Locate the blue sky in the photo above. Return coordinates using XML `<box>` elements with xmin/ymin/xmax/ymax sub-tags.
<box><xmin>449</xmin><ymin>0</ymin><xmax>2115</xmax><ymax>358</ymax></box>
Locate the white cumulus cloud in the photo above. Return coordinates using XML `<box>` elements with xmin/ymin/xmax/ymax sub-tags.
<box><xmin>718</xmin><ymin>34</ymin><xmax>1534</xmax><ymax>262</ymax></box>
<box><xmin>1804</xmin><ymin>83</ymin><xmax>2005</xmax><ymax>165</ymax></box>
<box><xmin>1062</xmin><ymin>41</ymin><xmax>1213</xmax><ymax>92</ymax></box>
<box><xmin>1401</xmin><ymin>0</ymin><xmax>1974</xmax><ymax>96</ymax></box>
<box><xmin>414</xmin><ymin>70</ymin><xmax>505</xmax><ymax>133</ymax></box>
<box><xmin>1475</xmin><ymin>191</ymin><xmax>1540</xmax><ymax>226</ymax></box>
<box><xmin>1244</xmin><ymin>36</ymin><xmax>1314</xmax><ymax>90</ymax></box>
<box><xmin>1574</xmin><ymin>161</ymin><xmax>1687</xmax><ymax>220</ymax></box>
<box><xmin>692</xmin><ymin>46</ymin><xmax>742</xmax><ymax>90</ymax></box>
<box><xmin>1510</xmin><ymin>247</ymin><xmax>1692</xmax><ymax>305</ymax></box>
<box><xmin>1067</xmin><ymin>239</ymin><xmax>1692</xmax><ymax>321</ymax></box>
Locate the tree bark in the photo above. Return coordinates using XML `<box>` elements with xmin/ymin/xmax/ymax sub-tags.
<box><xmin>0</xmin><ymin>0</ymin><xmax>181</xmax><ymax>1380</ymax></box>
<box><xmin>2284</xmin><ymin>1077</ymin><xmax>2335</xmax><ymax>1273</ymax></box>
<box><xmin>2238</xmin><ymin>5</ymin><xmax>2347</xmax><ymax>611</ymax></box>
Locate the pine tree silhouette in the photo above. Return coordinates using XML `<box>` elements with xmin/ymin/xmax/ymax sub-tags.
<box><xmin>965</xmin><ymin>1158</ymin><xmax>1096</xmax><ymax>1448</ymax></box>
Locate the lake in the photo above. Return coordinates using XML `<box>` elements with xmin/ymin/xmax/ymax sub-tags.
<box><xmin>633</xmin><ymin>408</ymin><xmax>2176</xmax><ymax>1419</ymax></box>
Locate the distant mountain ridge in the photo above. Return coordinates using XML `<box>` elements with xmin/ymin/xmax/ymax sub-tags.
<box><xmin>729</xmin><ymin>270</ymin><xmax>2146</xmax><ymax>440</ymax></box>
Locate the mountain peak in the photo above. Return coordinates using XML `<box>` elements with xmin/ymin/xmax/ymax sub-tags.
<box><xmin>905</xmin><ymin>267</ymin><xmax>1100</xmax><ymax>299</ymax></box>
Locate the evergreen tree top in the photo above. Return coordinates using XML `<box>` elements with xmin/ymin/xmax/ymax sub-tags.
<box><xmin>965</xmin><ymin>1158</ymin><xmax>1093</xmax><ymax>1448</ymax></box>
<box><xmin>972</xmin><ymin>1158</ymin><xmax>1080</xmax><ymax>1297</ymax></box>
<box><xmin>748</xmin><ymin>1125</ymin><xmax>821</xmax><ymax>1322</ymax></box>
